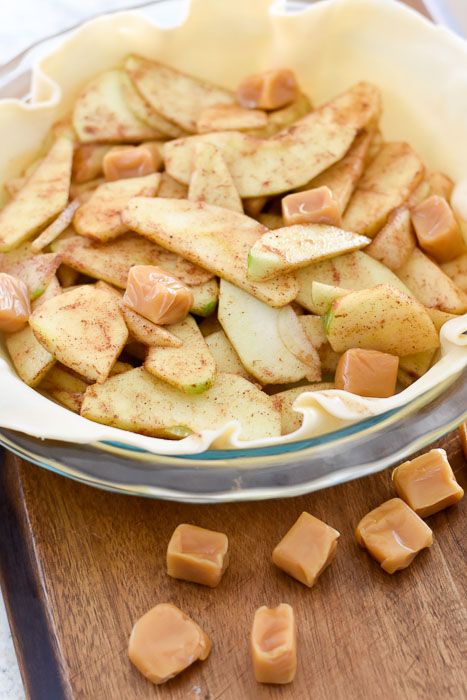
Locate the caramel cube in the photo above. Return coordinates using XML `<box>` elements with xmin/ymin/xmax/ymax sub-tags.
<box><xmin>335</xmin><ymin>348</ymin><xmax>399</xmax><ymax>398</ymax></box>
<box><xmin>392</xmin><ymin>449</ymin><xmax>464</xmax><ymax>517</ymax></box>
<box><xmin>123</xmin><ymin>265</ymin><xmax>193</xmax><ymax>326</ymax></box>
<box><xmin>103</xmin><ymin>145</ymin><xmax>160</xmax><ymax>181</ymax></box>
<box><xmin>167</xmin><ymin>524</ymin><xmax>229</xmax><ymax>588</ymax></box>
<box><xmin>411</xmin><ymin>195</ymin><xmax>465</xmax><ymax>263</ymax></box>
<box><xmin>355</xmin><ymin>498</ymin><xmax>433</xmax><ymax>573</ymax></box>
<box><xmin>0</xmin><ymin>273</ymin><xmax>30</xmax><ymax>333</ymax></box>
<box><xmin>250</xmin><ymin>604</ymin><xmax>297</xmax><ymax>684</ymax></box>
<box><xmin>460</xmin><ymin>422</ymin><xmax>467</xmax><ymax>459</ymax></box>
<box><xmin>272</xmin><ymin>512</ymin><xmax>339</xmax><ymax>587</ymax></box>
<box><xmin>128</xmin><ymin>603</ymin><xmax>211</xmax><ymax>684</ymax></box>
<box><xmin>282</xmin><ymin>186</ymin><xmax>342</xmax><ymax>227</ymax></box>
<box><xmin>236</xmin><ymin>69</ymin><xmax>299</xmax><ymax>111</ymax></box>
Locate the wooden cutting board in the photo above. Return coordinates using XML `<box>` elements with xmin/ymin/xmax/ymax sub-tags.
<box><xmin>0</xmin><ymin>430</ymin><xmax>466</xmax><ymax>700</ymax></box>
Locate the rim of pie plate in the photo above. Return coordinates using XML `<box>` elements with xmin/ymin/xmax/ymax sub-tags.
<box><xmin>0</xmin><ymin>0</ymin><xmax>466</xmax><ymax>459</ymax></box>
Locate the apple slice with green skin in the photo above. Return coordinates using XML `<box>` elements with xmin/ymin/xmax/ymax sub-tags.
<box><xmin>73</xmin><ymin>173</ymin><xmax>160</xmax><ymax>242</ymax></box>
<box><xmin>29</xmin><ymin>285</ymin><xmax>128</xmax><ymax>383</ymax></box>
<box><xmin>145</xmin><ymin>315</ymin><xmax>216</xmax><ymax>394</ymax></box>
<box><xmin>1</xmin><ymin>253</ymin><xmax>62</xmax><ymax>300</ymax></box>
<box><xmin>72</xmin><ymin>69</ymin><xmax>161</xmax><ymax>143</ymax></box>
<box><xmin>296</xmin><ymin>251</ymin><xmax>412</xmax><ymax>314</ymax></box>
<box><xmin>324</xmin><ymin>284</ymin><xmax>439</xmax><ymax>356</ymax></box>
<box><xmin>0</xmin><ymin>136</ymin><xmax>73</xmax><ymax>252</ymax></box>
<box><xmin>188</xmin><ymin>143</ymin><xmax>243</xmax><ymax>213</ymax></box>
<box><xmin>6</xmin><ymin>326</ymin><xmax>55</xmax><ymax>387</ymax></box>
<box><xmin>164</xmin><ymin>82</ymin><xmax>380</xmax><ymax>197</ymax></box>
<box><xmin>81</xmin><ymin>368</ymin><xmax>281</xmax><ymax>441</ymax></box>
<box><xmin>119</xmin><ymin>304</ymin><xmax>182</xmax><ymax>348</ymax></box>
<box><xmin>247</xmin><ymin>224</ymin><xmax>370</xmax><ymax>281</ymax></box>
<box><xmin>190</xmin><ymin>279</ymin><xmax>219</xmax><ymax>317</ymax></box>
<box><xmin>310</xmin><ymin>282</ymin><xmax>350</xmax><ymax>315</ymax></box>
<box><xmin>218</xmin><ymin>280</ymin><xmax>312</xmax><ymax>385</ymax></box>
<box><xmin>123</xmin><ymin>198</ymin><xmax>298</xmax><ymax>307</ymax></box>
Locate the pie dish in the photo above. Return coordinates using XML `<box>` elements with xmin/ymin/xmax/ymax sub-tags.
<box><xmin>0</xmin><ymin>0</ymin><xmax>465</xmax><ymax>500</ymax></box>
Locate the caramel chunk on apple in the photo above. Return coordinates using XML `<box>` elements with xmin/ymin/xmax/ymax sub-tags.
<box><xmin>103</xmin><ymin>144</ymin><xmax>161</xmax><ymax>181</ymax></box>
<box><xmin>411</xmin><ymin>195</ymin><xmax>465</xmax><ymax>263</ymax></box>
<box><xmin>250</xmin><ymin>604</ymin><xmax>297</xmax><ymax>685</ymax></box>
<box><xmin>282</xmin><ymin>186</ymin><xmax>342</xmax><ymax>227</ymax></box>
<box><xmin>236</xmin><ymin>69</ymin><xmax>299</xmax><ymax>110</ymax></box>
<box><xmin>128</xmin><ymin>603</ymin><xmax>211</xmax><ymax>685</ymax></box>
<box><xmin>272</xmin><ymin>512</ymin><xmax>339</xmax><ymax>587</ymax></box>
<box><xmin>335</xmin><ymin>348</ymin><xmax>399</xmax><ymax>398</ymax></box>
<box><xmin>123</xmin><ymin>265</ymin><xmax>193</xmax><ymax>325</ymax></box>
<box><xmin>392</xmin><ymin>449</ymin><xmax>464</xmax><ymax>517</ymax></box>
<box><xmin>167</xmin><ymin>523</ymin><xmax>229</xmax><ymax>588</ymax></box>
<box><xmin>0</xmin><ymin>272</ymin><xmax>31</xmax><ymax>332</ymax></box>
<box><xmin>355</xmin><ymin>498</ymin><xmax>433</xmax><ymax>573</ymax></box>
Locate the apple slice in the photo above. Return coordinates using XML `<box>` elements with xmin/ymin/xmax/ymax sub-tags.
<box><xmin>0</xmin><ymin>136</ymin><xmax>73</xmax><ymax>251</ymax></box>
<box><xmin>218</xmin><ymin>280</ymin><xmax>311</xmax><ymax>384</ymax></box>
<box><xmin>2</xmin><ymin>253</ymin><xmax>62</xmax><ymax>300</ymax></box>
<box><xmin>188</xmin><ymin>143</ymin><xmax>242</xmax><ymax>213</ymax></box>
<box><xmin>366</xmin><ymin>207</ymin><xmax>416</xmax><ymax>271</ymax></box>
<box><xmin>299</xmin><ymin>129</ymin><xmax>373</xmax><ymax>211</ymax></box>
<box><xmin>277</xmin><ymin>306</ymin><xmax>321</xmax><ymax>381</ymax></box>
<box><xmin>397</xmin><ymin>248</ymin><xmax>467</xmax><ymax>314</ymax></box>
<box><xmin>124</xmin><ymin>55</ymin><xmax>235</xmax><ymax>133</ymax></box>
<box><xmin>342</xmin><ymin>142</ymin><xmax>425</xmax><ymax>236</ymax></box>
<box><xmin>190</xmin><ymin>279</ymin><xmax>219</xmax><ymax>317</ymax></box>
<box><xmin>81</xmin><ymin>368</ymin><xmax>280</xmax><ymax>441</ymax></box>
<box><xmin>29</xmin><ymin>285</ymin><xmax>128</xmax><ymax>383</ymax></box>
<box><xmin>296</xmin><ymin>251</ymin><xmax>411</xmax><ymax>313</ymax></box>
<box><xmin>6</xmin><ymin>325</ymin><xmax>55</xmax><ymax>387</ymax></box>
<box><xmin>120</xmin><ymin>304</ymin><xmax>182</xmax><ymax>348</ymax></box>
<box><xmin>40</xmin><ymin>364</ymin><xmax>89</xmax><ymax>412</ymax></box>
<box><xmin>309</xmin><ymin>282</ymin><xmax>350</xmax><ymax>315</ymax></box>
<box><xmin>205</xmin><ymin>330</ymin><xmax>249</xmax><ymax>379</ymax></box>
<box><xmin>247</xmin><ymin>224</ymin><xmax>370</xmax><ymax>280</ymax></box>
<box><xmin>164</xmin><ymin>82</ymin><xmax>381</xmax><ymax>197</ymax></box>
<box><xmin>73</xmin><ymin>173</ymin><xmax>160</xmax><ymax>242</ymax></box>
<box><xmin>120</xmin><ymin>71</ymin><xmax>184</xmax><ymax>138</ymax></box>
<box><xmin>145</xmin><ymin>315</ymin><xmax>216</xmax><ymax>394</ymax></box>
<box><xmin>273</xmin><ymin>383</ymin><xmax>335</xmax><ymax>435</ymax></box>
<box><xmin>324</xmin><ymin>284</ymin><xmax>439</xmax><ymax>356</ymax></box>
<box><xmin>72</xmin><ymin>69</ymin><xmax>160</xmax><ymax>143</ymax></box>
<box><xmin>123</xmin><ymin>198</ymin><xmax>298</xmax><ymax>307</ymax></box>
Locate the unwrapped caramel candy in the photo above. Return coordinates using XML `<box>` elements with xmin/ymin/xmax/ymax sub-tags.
<box><xmin>236</xmin><ymin>69</ymin><xmax>299</xmax><ymax>110</ymax></box>
<box><xmin>128</xmin><ymin>603</ymin><xmax>211</xmax><ymax>685</ymax></box>
<box><xmin>272</xmin><ymin>512</ymin><xmax>340</xmax><ymax>587</ymax></box>
<box><xmin>335</xmin><ymin>348</ymin><xmax>399</xmax><ymax>398</ymax></box>
<box><xmin>411</xmin><ymin>195</ymin><xmax>465</xmax><ymax>263</ymax></box>
<box><xmin>251</xmin><ymin>604</ymin><xmax>297</xmax><ymax>685</ymax></box>
<box><xmin>123</xmin><ymin>265</ymin><xmax>193</xmax><ymax>326</ymax></box>
<box><xmin>355</xmin><ymin>498</ymin><xmax>433</xmax><ymax>573</ymax></box>
<box><xmin>282</xmin><ymin>186</ymin><xmax>342</xmax><ymax>227</ymax></box>
<box><xmin>0</xmin><ymin>273</ymin><xmax>31</xmax><ymax>333</ymax></box>
<box><xmin>167</xmin><ymin>523</ymin><xmax>229</xmax><ymax>588</ymax></box>
<box><xmin>392</xmin><ymin>449</ymin><xmax>464</xmax><ymax>517</ymax></box>
<box><xmin>103</xmin><ymin>145</ymin><xmax>161</xmax><ymax>181</ymax></box>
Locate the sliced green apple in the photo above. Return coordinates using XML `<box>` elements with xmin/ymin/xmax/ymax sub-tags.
<box><xmin>205</xmin><ymin>330</ymin><xmax>249</xmax><ymax>378</ymax></box>
<box><xmin>188</xmin><ymin>143</ymin><xmax>242</xmax><ymax>213</ymax></box>
<box><xmin>247</xmin><ymin>224</ymin><xmax>370</xmax><ymax>280</ymax></box>
<box><xmin>6</xmin><ymin>325</ymin><xmax>55</xmax><ymax>387</ymax></box>
<box><xmin>325</xmin><ymin>284</ymin><xmax>439</xmax><ymax>356</ymax></box>
<box><xmin>145</xmin><ymin>315</ymin><xmax>216</xmax><ymax>394</ymax></box>
<box><xmin>81</xmin><ymin>368</ymin><xmax>280</xmax><ymax>441</ymax></box>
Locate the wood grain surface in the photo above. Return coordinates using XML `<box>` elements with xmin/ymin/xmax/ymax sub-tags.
<box><xmin>0</xmin><ymin>430</ymin><xmax>466</xmax><ymax>700</ymax></box>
